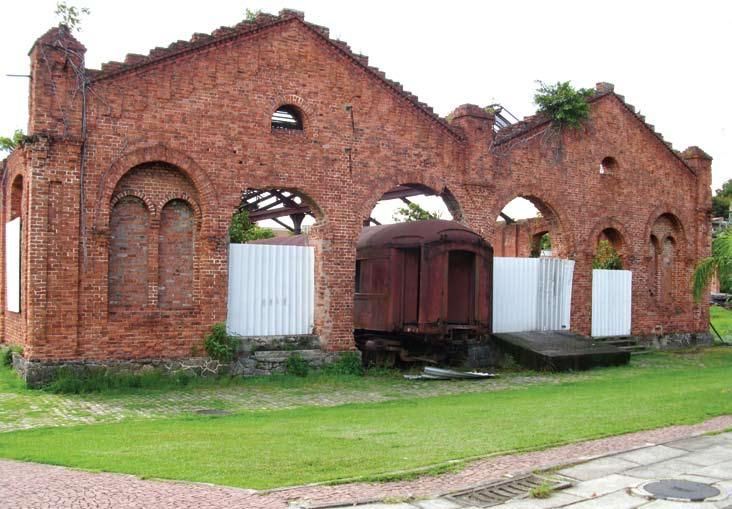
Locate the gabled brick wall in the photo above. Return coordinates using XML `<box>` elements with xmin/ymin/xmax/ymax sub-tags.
<box><xmin>0</xmin><ymin>10</ymin><xmax>712</xmax><ymax>362</ymax></box>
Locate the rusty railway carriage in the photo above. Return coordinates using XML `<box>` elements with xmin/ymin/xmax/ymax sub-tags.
<box><xmin>354</xmin><ymin>220</ymin><xmax>493</xmax><ymax>364</ymax></box>
<box><xmin>253</xmin><ymin>220</ymin><xmax>493</xmax><ymax>364</ymax></box>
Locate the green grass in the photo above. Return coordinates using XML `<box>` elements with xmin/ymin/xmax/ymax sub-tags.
<box><xmin>711</xmin><ymin>305</ymin><xmax>732</xmax><ymax>343</ymax></box>
<box><xmin>0</xmin><ymin>348</ymin><xmax>731</xmax><ymax>489</ymax></box>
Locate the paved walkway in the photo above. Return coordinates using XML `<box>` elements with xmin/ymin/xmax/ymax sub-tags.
<box><xmin>2</xmin><ymin>416</ymin><xmax>731</xmax><ymax>508</ymax></box>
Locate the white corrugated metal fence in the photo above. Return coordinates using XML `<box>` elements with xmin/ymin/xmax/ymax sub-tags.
<box><xmin>227</xmin><ymin>243</ymin><xmax>314</xmax><ymax>336</ymax></box>
<box><xmin>591</xmin><ymin>269</ymin><xmax>632</xmax><ymax>337</ymax></box>
<box><xmin>5</xmin><ymin>218</ymin><xmax>20</xmax><ymax>313</ymax></box>
<box><xmin>492</xmin><ymin>257</ymin><xmax>574</xmax><ymax>333</ymax></box>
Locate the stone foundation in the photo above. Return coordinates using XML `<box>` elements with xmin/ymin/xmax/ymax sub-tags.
<box><xmin>12</xmin><ymin>335</ymin><xmax>358</xmax><ymax>387</ymax></box>
<box><xmin>635</xmin><ymin>331</ymin><xmax>714</xmax><ymax>349</ymax></box>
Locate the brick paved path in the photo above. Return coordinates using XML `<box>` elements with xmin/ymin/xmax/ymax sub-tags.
<box><xmin>2</xmin><ymin>416</ymin><xmax>731</xmax><ymax>508</ymax></box>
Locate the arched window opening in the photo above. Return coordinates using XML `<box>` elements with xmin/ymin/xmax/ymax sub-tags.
<box><xmin>366</xmin><ymin>183</ymin><xmax>457</xmax><ymax>227</ymax></box>
<box><xmin>109</xmin><ymin>196</ymin><xmax>149</xmax><ymax>309</ymax></box>
<box><xmin>159</xmin><ymin>200</ymin><xmax>195</xmax><ymax>309</ymax></box>
<box><xmin>271</xmin><ymin>105</ymin><xmax>303</xmax><ymax>131</ymax></box>
<box><xmin>10</xmin><ymin>175</ymin><xmax>23</xmax><ymax>220</ymax></box>
<box><xmin>496</xmin><ymin>196</ymin><xmax>563</xmax><ymax>258</ymax></box>
<box><xmin>649</xmin><ymin>213</ymin><xmax>683</xmax><ymax>306</ymax></box>
<box><xmin>593</xmin><ymin>228</ymin><xmax>623</xmax><ymax>269</ymax></box>
<box><xmin>600</xmin><ymin>156</ymin><xmax>618</xmax><ymax>175</ymax></box>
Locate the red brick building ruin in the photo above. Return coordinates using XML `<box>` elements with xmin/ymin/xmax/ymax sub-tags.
<box><xmin>0</xmin><ymin>10</ymin><xmax>713</xmax><ymax>373</ymax></box>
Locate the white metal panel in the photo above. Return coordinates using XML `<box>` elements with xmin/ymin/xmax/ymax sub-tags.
<box><xmin>226</xmin><ymin>244</ymin><xmax>314</xmax><ymax>336</ymax></box>
<box><xmin>5</xmin><ymin>218</ymin><xmax>20</xmax><ymax>313</ymax></box>
<box><xmin>591</xmin><ymin>269</ymin><xmax>632</xmax><ymax>337</ymax></box>
<box><xmin>492</xmin><ymin>258</ymin><xmax>539</xmax><ymax>333</ymax></box>
<box><xmin>492</xmin><ymin>257</ymin><xmax>574</xmax><ymax>333</ymax></box>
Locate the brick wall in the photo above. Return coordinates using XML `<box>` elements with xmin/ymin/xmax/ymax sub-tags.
<box><xmin>0</xmin><ymin>10</ymin><xmax>712</xmax><ymax>361</ymax></box>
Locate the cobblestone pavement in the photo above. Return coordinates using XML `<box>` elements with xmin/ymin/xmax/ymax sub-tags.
<box><xmin>1</xmin><ymin>415</ymin><xmax>731</xmax><ymax>508</ymax></box>
<box><xmin>0</xmin><ymin>371</ymin><xmax>587</xmax><ymax>432</ymax></box>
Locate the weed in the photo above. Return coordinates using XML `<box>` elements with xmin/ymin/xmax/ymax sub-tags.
<box><xmin>204</xmin><ymin>323</ymin><xmax>239</xmax><ymax>362</ymax></box>
<box><xmin>285</xmin><ymin>353</ymin><xmax>309</xmax><ymax>377</ymax></box>
<box><xmin>529</xmin><ymin>482</ymin><xmax>554</xmax><ymax>499</ymax></box>
<box><xmin>322</xmin><ymin>352</ymin><xmax>363</xmax><ymax>376</ymax></box>
<box><xmin>1</xmin><ymin>345</ymin><xmax>22</xmax><ymax>367</ymax></box>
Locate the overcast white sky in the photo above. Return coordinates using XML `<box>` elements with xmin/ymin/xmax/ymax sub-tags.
<box><xmin>2</xmin><ymin>1</ymin><xmax>730</xmax><ymax>224</ymax></box>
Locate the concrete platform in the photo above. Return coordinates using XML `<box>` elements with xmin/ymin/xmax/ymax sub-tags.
<box><xmin>492</xmin><ymin>331</ymin><xmax>631</xmax><ymax>371</ymax></box>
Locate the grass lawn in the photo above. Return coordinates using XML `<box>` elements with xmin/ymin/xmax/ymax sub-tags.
<box><xmin>0</xmin><ymin>348</ymin><xmax>731</xmax><ymax>489</ymax></box>
<box><xmin>711</xmin><ymin>305</ymin><xmax>732</xmax><ymax>343</ymax></box>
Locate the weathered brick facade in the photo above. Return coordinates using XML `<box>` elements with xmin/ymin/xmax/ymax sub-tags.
<box><xmin>0</xmin><ymin>10</ymin><xmax>712</xmax><ymax>362</ymax></box>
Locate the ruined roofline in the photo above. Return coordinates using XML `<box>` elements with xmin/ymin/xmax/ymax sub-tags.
<box><xmin>77</xmin><ymin>9</ymin><xmax>463</xmax><ymax>141</ymax></box>
<box><xmin>493</xmin><ymin>83</ymin><xmax>698</xmax><ymax>176</ymax></box>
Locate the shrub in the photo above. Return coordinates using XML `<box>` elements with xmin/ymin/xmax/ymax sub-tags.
<box><xmin>1</xmin><ymin>345</ymin><xmax>22</xmax><ymax>367</ymax></box>
<box><xmin>204</xmin><ymin>323</ymin><xmax>239</xmax><ymax>362</ymax></box>
<box><xmin>534</xmin><ymin>81</ymin><xmax>594</xmax><ymax>129</ymax></box>
<box><xmin>285</xmin><ymin>352</ymin><xmax>309</xmax><ymax>377</ymax></box>
<box><xmin>229</xmin><ymin>209</ymin><xmax>275</xmax><ymax>243</ymax></box>
<box><xmin>593</xmin><ymin>240</ymin><xmax>623</xmax><ymax>270</ymax></box>
<box><xmin>322</xmin><ymin>351</ymin><xmax>364</xmax><ymax>376</ymax></box>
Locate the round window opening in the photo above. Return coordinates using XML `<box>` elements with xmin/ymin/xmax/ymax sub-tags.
<box><xmin>600</xmin><ymin>156</ymin><xmax>618</xmax><ymax>175</ymax></box>
<box><xmin>271</xmin><ymin>105</ymin><xmax>303</xmax><ymax>131</ymax></box>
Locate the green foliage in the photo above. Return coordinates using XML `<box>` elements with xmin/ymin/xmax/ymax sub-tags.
<box><xmin>392</xmin><ymin>202</ymin><xmax>442</xmax><ymax>222</ymax></box>
<box><xmin>322</xmin><ymin>352</ymin><xmax>364</xmax><ymax>376</ymax></box>
<box><xmin>203</xmin><ymin>323</ymin><xmax>239</xmax><ymax>362</ymax></box>
<box><xmin>534</xmin><ymin>81</ymin><xmax>594</xmax><ymax>129</ymax></box>
<box><xmin>44</xmin><ymin>367</ymin><xmax>194</xmax><ymax>394</ymax></box>
<box><xmin>245</xmin><ymin>8</ymin><xmax>261</xmax><ymax>21</ymax></box>
<box><xmin>712</xmin><ymin>179</ymin><xmax>732</xmax><ymax>218</ymax></box>
<box><xmin>55</xmin><ymin>2</ymin><xmax>90</xmax><ymax>32</ymax></box>
<box><xmin>1</xmin><ymin>346</ymin><xmax>22</xmax><ymax>367</ymax></box>
<box><xmin>0</xmin><ymin>130</ymin><xmax>26</xmax><ymax>154</ymax></box>
<box><xmin>229</xmin><ymin>209</ymin><xmax>276</xmax><ymax>243</ymax></box>
<box><xmin>285</xmin><ymin>353</ymin><xmax>309</xmax><ymax>377</ymax></box>
<box><xmin>593</xmin><ymin>240</ymin><xmax>623</xmax><ymax>270</ymax></box>
<box><xmin>693</xmin><ymin>227</ymin><xmax>732</xmax><ymax>301</ymax></box>
<box><xmin>529</xmin><ymin>482</ymin><xmax>554</xmax><ymax>499</ymax></box>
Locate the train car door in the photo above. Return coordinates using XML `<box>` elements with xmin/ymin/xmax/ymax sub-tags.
<box><xmin>401</xmin><ymin>248</ymin><xmax>420</xmax><ymax>324</ymax></box>
<box><xmin>447</xmin><ymin>250</ymin><xmax>475</xmax><ymax>323</ymax></box>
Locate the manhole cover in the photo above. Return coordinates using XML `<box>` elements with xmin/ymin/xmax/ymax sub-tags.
<box><xmin>444</xmin><ymin>474</ymin><xmax>571</xmax><ymax>507</ymax></box>
<box><xmin>644</xmin><ymin>479</ymin><xmax>720</xmax><ymax>502</ymax></box>
<box><xmin>195</xmin><ymin>408</ymin><xmax>231</xmax><ymax>415</ymax></box>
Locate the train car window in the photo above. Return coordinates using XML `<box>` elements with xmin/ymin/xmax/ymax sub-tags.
<box><xmin>355</xmin><ymin>259</ymin><xmax>362</xmax><ymax>293</ymax></box>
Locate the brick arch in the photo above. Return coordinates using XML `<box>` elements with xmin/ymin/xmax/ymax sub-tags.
<box><xmin>270</xmin><ymin>94</ymin><xmax>314</xmax><ymax>129</ymax></box>
<box><xmin>489</xmin><ymin>187</ymin><xmax>574</xmax><ymax>256</ymax></box>
<box><xmin>586</xmin><ymin>218</ymin><xmax>633</xmax><ymax>258</ymax></box>
<box><xmin>358</xmin><ymin>175</ymin><xmax>463</xmax><ymax>228</ymax></box>
<box><xmin>644</xmin><ymin>206</ymin><xmax>689</xmax><ymax>258</ymax></box>
<box><xmin>110</xmin><ymin>190</ymin><xmax>157</xmax><ymax>218</ymax></box>
<box><xmin>94</xmin><ymin>144</ymin><xmax>218</xmax><ymax>233</ymax></box>
<box><xmin>158</xmin><ymin>193</ymin><xmax>202</xmax><ymax>226</ymax></box>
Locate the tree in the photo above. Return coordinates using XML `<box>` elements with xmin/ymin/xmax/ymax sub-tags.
<box><xmin>245</xmin><ymin>8</ymin><xmax>261</xmax><ymax>21</ymax></box>
<box><xmin>0</xmin><ymin>130</ymin><xmax>25</xmax><ymax>154</ymax></box>
<box><xmin>693</xmin><ymin>227</ymin><xmax>732</xmax><ymax>301</ymax></box>
<box><xmin>712</xmin><ymin>179</ymin><xmax>732</xmax><ymax>218</ymax></box>
<box><xmin>229</xmin><ymin>210</ymin><xmax>276</xmax><ymax>243</ymax></box>
<box><xmin>55</xmin><ymin>2</ymin><xmax>90</xmax><ymax>32</ymax></box>
<box><xmin>593</xmin><ymin>240</ymin><xmax>623</xmax><ymax>270</ymax></box>
<box><xmin>392</xmin><ymin>202</ymin><xmax>442</xmax><ymax>222</ymax></box>
<box><xmin>534</xmin><ymin>81</ymin><xmax>594</xmax><ymax>129</ymax></box>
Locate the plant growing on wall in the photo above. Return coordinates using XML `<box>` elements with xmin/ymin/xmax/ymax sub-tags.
<box><xmin>229</xmin><ymin>210</ymin><xmax>276</xmax><ymax>243</ymax></box>
<box><xmin>534</xmin><ymin>81</ymin><xmax>594</xmax><ymax>129</ymax></box>
<box><xmin>593</xmin><ymin>240</ymin><xmax>623</xmax><ymax>270</ymax></box>
<box><xmin>55</xmin><ymin>2</ymin><xmax>90</xmax><ymax>32</ymax></box>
